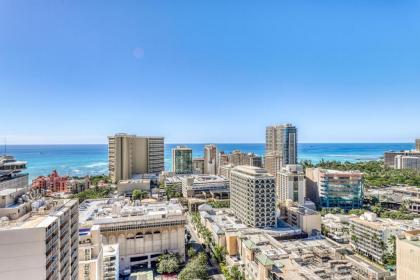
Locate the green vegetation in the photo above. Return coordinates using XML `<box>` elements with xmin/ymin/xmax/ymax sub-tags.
<box><xmin>221</xmin><ymin>264</ymin><xmax>245</xmax><ymax>280</ymax></box>
<box><xmin>208</xmin><ymin>199</ymin><xmax>230</xmax><ymax>208</ymax></box>
<box><xmin>178</xmin><ymin>252</ymin><xmax>209</xmax><ymax>280</ymax></box>
<box><xmin>71</xmin><ymin>186</ymin><xmax>113</xmax><ymax>202</ymax></box>
<box><xmin>301</xmin><ymin>160</ymin><xmax>420</xmax><ymax>187</ymax></box>
<box><xmin>348</xmin><ymin>209</ymin><xmax>366</xmax><ymax>216</ymax></box>
<box><xmin>161</xmin><ymin>184</ymin><xmax>182</xmax><ymax>200</ymax></box>
<box><xmin>132</xmin><ymin>189</ymin><xmax>148</xmax><ymax>200</ymax></box>
<box><xmin>89</xmin><ymin>175</ymin><xmax>110</xmax><ymax>186</ymax></box>
<box><xmin>320</xmin><ymin>208</ymin><xmax>345</xmax><ymax>216</ymax></box>
<box><xmin>156</xmin><ymin>253</ymin><xmax>180</xmax><ymax>275</ymax></box>
<box><xmin>187</xmin><ymin>246</ymin><xmax>197</xmax><ymax>259</ymax></box>
<box><xmin>382</xmin><ymin>236</ymin><xmax>397</xmax><ymax>266</ymax></box>
<box><xmin>370</xmin><ymin>203</ymin><xmax>417</xmax><ymax>220</ymax></box>
<box><xmin>191</xmin><ymin>212</ymin><xmax>214</xmax><ymax>247</ymax></box>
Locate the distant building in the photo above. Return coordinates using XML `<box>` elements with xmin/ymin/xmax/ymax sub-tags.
<box><xmin>395</xmin><ymin>155</ymin><xmax>420</xmax><ymax>171</ymax></box>
<box><xmin>276</xmin><ymin>164</ymin><xmax>306</xmax><ymax>205</ymax></box>
<box><xmin>219</xmin><ymin>164</ymin><xmax>234</xmax><ymax>180</ymax></box>
<box><xmin>306</xmin><ymin>168</ymin><xmax>363</xmax><ymax>211</ymax></box>
<box><xmin>171</xmin><ymin>145</ymin><xmax>193</xmax><ymax>174</ymax></box>
<box><xmin>192</xmin><ymin>158</ymin><xmax>204</xmax><ymax>174</ymax></box>
<box><xmin>230</xmin><ymin>166</ymin><xmax>276</xmax><ymax>228</ymax></box>
<box><xmin>102</xmin><ymin>244</ymin><xmax>119</xmax><ymax>280</ymax></box>
<box><xmin>32</xmin><ymin>170</ymin><xmax>68</xmax><ymax>192</ymax></box>
<box><xmin>397</xmin><ymin>229</ymin><xmax>420</xmax><ymax>280</ymax></box>
<box><xmin>108</xmin><ymin>133</ymin><xmax>164</xmax><ymax>183</ymax></box>
<box><xmin>116</xmin><ymin>178</ymin><xmax>150</xmax><ymax>195</ymax></box>
<box><xmin>218</xmin><ymin>150</ymin><xmax>262</xmax><ymax>169</ymax></box>
<box><xmin>249</xmin><ymin>154</ymin><xmax>263</xmax><ymax>167</ymax></box>
<box><xmin>384</xmin><ymin>139</ymin><xmax>420</xmax><ymax>168</ymax></box>
<box><xmin>265</xmin><ymin>124</ymin><xmax>297</xmax><ymax>167</ymax></box>
<box><xmin>264</xmin><ymin>152</ymin><xmax>282</xmax><ymax>177</ymax></box>
<box><xmin>204</xmin><ymin>144</ymin><xmax>217</xmax><ymax>175</ymax></box>
<box><xmin>0</xmin><ymin>199</ymin><xmax>79</xmax><ymax>280</ymax></box>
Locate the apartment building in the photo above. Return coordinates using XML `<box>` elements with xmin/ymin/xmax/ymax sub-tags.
<box><xmin>171</xmin><ymin>146</ymin><xmax>193</xmax><ymax>174</ymax></box>
<box><xmin>230</xmin><ymin>166</ymin><xmax>276</xmax><ymax>228</ymax></box>
<box><xmin>265</xmin><ymin>124</ymin><xmax>297</xmax><ymax>167</ymax></box>
<box><xmin>102</xmin><ymin>244</ymin><xmax>119</xmax><ymax>280</ymax></box>
<box><xmin>264</xmin><ymin>152</ymin><xmax>282</xmax><ymax>177</ymax></box>
<box><xmin>349</xmin><ymin>212</ymin><xmax>400</xmax><ymax>264</ymax></box>
<box><xmin>397</xmin><ymin>229</ymin><xmax>420</xmax><ymax>280</ymax></box>
<box><xmin>219</xmin><ymin>164</ymin><xmax>233</xmax><ymax>180</ymax></box>
<box><xmin>416</xmin><ymin>139</ymin><xmax>420</xmax><ymax>152</ymax></box>
<box><xmin>78</xmin><ymin>226</ymin><xmax>103</xmax><ymax>280</ymax></box>
<box><xmin>79</xmin><ymin>199</ymin><xmax>186</xmax><ymax>273</ymax></box>
<box><xmin>204</xmin><ymin>144</ymin><xmax>217</xmax><ymax>175</ymax></box>
<box><xmin>282</xmin><ymin>202</ymin><xmax>321</xmax><ymax>235</ymax></box>
<box><xmin>192</xmin><ymin>158</ymin><xmax>204</xmax><ymax>174</ymax></box>
<box><xmin>0</xmin><ymin>199</ymin><xmax>79</xmax><ymax>280</ymax></box>
<box><xmin>276</xmin><ymin>164</ymin><xmax>306</xmax><ymax>205</ymax></box>
<box><xmin>384</xmin><ymin>139</ymin><xmax>420</xmax><ymax>168</ymax></box>
<box><xmin>108</xmin><ymin>133</ymin><xmax>164</xmax><ymax>183</ymax></box>
<box><xmin>395</xmin><ymin>155</ymin><xmax>420</xmax><ymax>171</ymax></box>
<box><xmin>306</xmin><ymin>168</ymin><xmax>364</xmax><ymax>211</ymax></box>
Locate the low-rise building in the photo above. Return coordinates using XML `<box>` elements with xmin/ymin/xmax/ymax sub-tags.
<box><xmin>395</xmin><ymin>155</ymin><xmax>420</xmax><ymax>171</ymax></box>
<box><xmin>117</xmin><ymin>179</ymin><xmax>150</xmax><ymax>195</ymax></box>
<box><xmin>282</xmin><ymin>201</ymin><xmax>321</xmax><ymax>236</ymax></box>
<box><xmin>349</xmin><ymin>212</ymin><xmax>400</xmax><ymax>264</ymax></box>
<box><xmin>181</xmin><ymin>174</ymin><xmax>229</xmax><ymax>198</ymax></box>
<box><xmin>322</xmin><ymin>213</ymin><xmax>352</xmax><ymax>243</ymax></box>
<box><xmin>79</xmin><ymin>199</ymin><xmax>186</xmax><ymax>273</ymax></box>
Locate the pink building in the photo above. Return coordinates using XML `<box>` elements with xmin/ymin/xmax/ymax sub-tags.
<box><xmin>32</xmin><ymin>170</ymin><xmax>69</xmax><ymax>193</ymax></box>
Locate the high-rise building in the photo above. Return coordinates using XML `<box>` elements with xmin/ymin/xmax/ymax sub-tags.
<box><xmin>78</xmin><ymin>225</ymin><xmax>103</xmax><ymax>280</ymax></box>
<box><xmin>204</xmin><ymin>144</ymin><xmax>217</xmax><ymax>175</ymax></box>
<box><xmin>192</xmin><ymin>158</ymin><xmax>205</xmax><ymax>174</ymax></box>
<box><xmin>305</xmin><ymin>168</ymin><xmax>363</xmax><ymax>211</ymax></box>
<box><xmin>108</xmin><ymin>133</ymin><xmax>164</xmax><ymax>183</ymax></box>
<box><xmin>249</xmin><ymin>154</ymin><xmax>263</xmax><ymax>168</ymax></box>
<box><xmin>0</xmin><ymin>199</ymin><xmax>79</xmax><ymax>280</ymax></box>
<box><xmin>265</xmin><ymin>124</ymin><xmax>297</xmax><ymax>167</ymax></box>
<box><xmin>416</xmin><ymin>139</ymin><xmax>420</xmax><ymax>152</ymax></box>
<box><xmin>264</xmin><ymin>152</ymin><xmax>282</xmax><ymax>176</ymax></box>
<box><xmin>172</xmin><ymin>146</ymin><xmax>193</xmax><ymax>174</ymax></box>
<box><xmin>397</xmin><ymin>229</ymin><xmax>420</xmax><ymax>280</ymax></box>
<box><xmin>230</xmin><ymin>166</ymin><xmax>276</xmax><ymax>228</ymax></box>
<box><xmin>276</xmin><ymin>164</ymin><xmax>306</xmax><ymax>205</ymax></box>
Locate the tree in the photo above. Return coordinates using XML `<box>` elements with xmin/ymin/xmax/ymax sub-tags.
<box><xmin>157</xmin><ymin>253</ymin><xmax>180</xmax><ymax>274</ymax></box>
<box><xmin>187</xmin><ymin>247</ymin><xmax>197</xmax><ymax>259</ymax></box>
<box><xmin>178</xmin><ymin>253</ymin><xmax>209</xmax><ymax>280</ymax></box>
<box><xmin>132</xmin><ymin>189</ymin><xmax>148</xmax><ymax>201</ymax></box>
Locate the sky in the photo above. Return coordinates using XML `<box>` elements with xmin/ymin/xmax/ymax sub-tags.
<box><xmin>1</xmin><ymin>0</ymin><xmax>419</xmax><ymax>144</ymax></box>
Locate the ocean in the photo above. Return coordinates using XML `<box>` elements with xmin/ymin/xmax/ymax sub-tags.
<box><xmin>3</xmin><ymin>143</ymin><xmax>414</xmax><ymax>180</ymax></box>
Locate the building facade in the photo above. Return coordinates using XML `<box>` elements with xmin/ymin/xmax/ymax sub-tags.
<box><xmin>171</xmin><ymin>146</ymin><xmax>193</xmax><ymax>174</ymax></box>
<box><xmin>0</xmin><ymin>199</ymin><xmax>79</xmax><ymax>280</ymax></box>
<box><xmin>265</xmin><ymin>124</ymin><xmax>297</xmax><ymax>167</ymax></box>
<box><xmin>204</xmin><ymin>144</ymin><xmax>217</xmax><ymax>175</ymax></box>
<box><xmin>79</xmin><ymin>199</ymin><xmax>186</xmax><ymax>273</ymax></box>
<box><xmin>192</xmin><ymin>158</ymin><xmax>204</xmax><ymax>174</ymax></box>
<box><xmin>108</xmin><ymin>134</ymin><xmax>164</xmax><ymax>183</ymax></box>
<box><xmin>306</xmin><ymin>168</ymin><xmax>364</xmax><ymax>211</ymax></box>
<box><xmin>276</xmin><ymin>164</ymin><xmax>306</xmax><ymax>205</ymax></box>
<box><xmin>230</xmin><ymin>166</ymin><xmax>276</xmax><ymax>228</ymax></box>
<box><xmin>397</xmin><ymin>230</ymin><xmax>420</xmax><ymax>280</ymax></box>
<box><xmin>395</xmin><ymin>155</ymin><xmax>420</xmax><ymax>171</ymax></box>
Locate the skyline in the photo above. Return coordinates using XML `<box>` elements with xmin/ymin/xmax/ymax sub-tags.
<box><xmin>1</xmin><ymin>0</ymin><xmax>420</xmax><ymax>144</ymax></box>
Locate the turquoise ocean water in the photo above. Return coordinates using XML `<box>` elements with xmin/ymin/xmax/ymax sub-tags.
<box><xmin>3</xmin><ymin>143</ymin><xmax>414</xmax><ymax>180</ymax></box>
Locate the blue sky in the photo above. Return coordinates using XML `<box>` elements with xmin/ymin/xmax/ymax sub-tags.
<box><xmin>1</xmin><ymin>0</ymin><xmax>419</xmax><ymax>144</ymax></box>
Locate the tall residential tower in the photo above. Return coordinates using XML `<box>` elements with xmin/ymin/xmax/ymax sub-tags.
<box><xmin>265</xmin><ymin>124</ymin><xmax>297</xmax><ymax>175</ymax></box>
<box><xmin>108</xmin><ymin>134</ymin><xmax>164</xmax><ymax>183</ymax></box>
